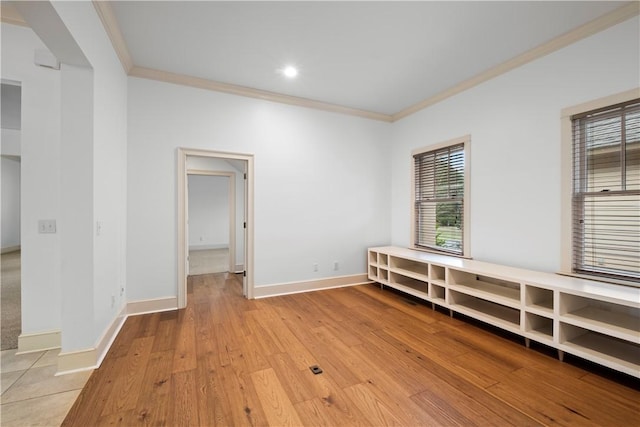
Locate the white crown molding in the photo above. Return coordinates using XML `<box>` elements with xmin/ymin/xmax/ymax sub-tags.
<box><xmin>92</xmin><ymin>1</ymin><xmax>133</xmax><ymax>73</ymax></box>
<box><xmin>0</xmin><ymin>3</ymin><xmax>28</xmax><ymax>27</ymax></box>
<box><xmin>392</xmin><ymin>2</ymin><xmax>640</xmax><ymax>122</ymax></box>
<box><xmin>10</xmin><ymin>2</ymin><xmax>640</xmax><ymax>121</ymax></box>
<box><xmin>129</xmin><ymin>65</ymin><xmax>393</xmax><ymax>122</ymax></box>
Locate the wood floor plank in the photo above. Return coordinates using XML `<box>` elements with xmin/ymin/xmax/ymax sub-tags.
<box><xmin>100</xmin><ymin>336</ymin><xmax>155</xmax><ymax>417</ymax></box>
<box><xmin>133</xmin><ymin>350</ymin><xmax>174</xmax><ymax>426</ymax></box>
<box><xmin>217</xmin><ymin>362</ymin><xmax>269</xmax><ymax>426</ymax></box>
<box><xmin>494</xmin><ymin>366</ymin><xmax>639</xmax><ymax>426</ymax></box>
<box><xmin>151</xmin><ymin>317</ymin><xmax>178</xmax><ymax>353</ymax></box>
<box><xmin>293</xmin><ymin>398</ymin><xmax>347</xmax><ymax>427</ymax></box>
<box><xmin>195</xmin><ymin>356</ymin><xmax>230</xmax><ymax>426</ymax></box>
<box><xmin>172</xmin><ymin>304</ymin><xmax>197</xmax><ymax>373</ymax></box>
<box><xmin>250</xmin><ymin>368</ymin><xmax>303</xmax><ymax>426</ymax></box>
<box><xmin>170</xmin><ymin>369</ymin><xmax>200</xmax><ymax>426</ymax></box>
<box><xmin>267</xmin><ymin>352</ymin><xmax>317</xmax><ymax>403</ymax></box>
<box><xmin>62</xmin><ymin>274</ymin><xmax>640</xmax><ymax>427</ymax></box>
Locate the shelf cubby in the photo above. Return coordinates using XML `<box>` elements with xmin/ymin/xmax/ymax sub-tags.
<box><xmin>429</xmin><ymin>264</ymin><xmax>446</xmax><ymax>285</ymax></box>
<box><xmin>559</xmin><ymin>323</ymin><xmax>640</xmax><ymax>375</ymax></box>
<box><xmin>525</xmin><ymin>312</ymin><xmax>553</xmax><ymax>342</ymax></box>
<box><xmin>368</xmin><ymin>251</ymin><xmax>378</xmax><ymax>265</ymax></box>
<box><xmin>389</xmin><ymin>272</ymin><xmax>428</xmax><ymax>297</ymax></box>
<box><xmin>448</xmin><ymin>270</ymin><xmax>520</xmax><ymax>308</ymax></box>
<box><xmin>560</xmin><ymin>294</ymin><xmax>640</xmax><ymax>343</ymax></box>
<box><xmin>379</xmin><ymin>253</ymin><xmax>389</xmax><ymax>267</ymax></box>
<box><xmin>430</xmin><ymin>283</ymin><xmax>446</xmax><ymax>304</ymax></box>
<box><xmin>390</xmin><ymin>256</ymin><xmax>428</xmax><ymax>280</ymax></box>
<box><xmin>525</xmin><ymin>285</ymin><xmax>554</xmax><ymax>317</ymax></box>
<box><xmin>449</xmin><ymin>290</ymin><xmax>520</xmax><ymax>331</ymax></box>
<box><xmin>368</xmin><ymin>265</ymin><xmax>377</xmax><ymax>280</ymax></box>
<box><xmin>379</xmin><ymin>268</ymin><xmax>389</xmax><ymax>283</ymax></box>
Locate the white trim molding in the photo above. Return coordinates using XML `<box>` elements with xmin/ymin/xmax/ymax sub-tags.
<box><xmin>57</xmin><ymin>348</ymin><xmax>97</xmax><ymax>376</ymax></box>
<box><xmin>91</xmin><ymin>0</ymin><xmax>133</xmax><ymax>73</ymax></box>
<box><xmin>1</xmin><ymin>245</ymin><xmax>21</xmax><ymax>254</ymax></box>
<box><xmin>17</xmin><ymin>330</ymin><xmax>61</xmax><ymax>354</ymax></box>
<box><xmin>127</xmin><ymin>296</ymin><xmax>178</xmax><ymax>316</ymax></box>
<box><xmin>253</xmin><ymin>273</ymin><xmax>371</xmax><ymax>299</ymax></box>
<box><xmin>0</xmin><ymin>3</ymin><xmax>28</xmax><ymax>27</ymax></box>
<box><xmin>392</xmin><ymin>2</ymin><xmax>640</xmax><ymax>121</ymax></box>
<box><xmin>56</xmin><ymin>304</ymin><xmax>127</xmax><ymax>375</ymax></box>
<box><xmin>15</xmin><ymin>1</ymin><xmax>638</xmax><ymax>122</ymax></box>
<box><xmin>129</xmin><ymin>66</ymin><xmax>392</xmax><ymax>122</ymax></box>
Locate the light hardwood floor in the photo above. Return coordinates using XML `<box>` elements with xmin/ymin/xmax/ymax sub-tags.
<box><xmin>62</xmin><ymin>273</ymin><xmax>639</xmax><ymax>426</ymax></box>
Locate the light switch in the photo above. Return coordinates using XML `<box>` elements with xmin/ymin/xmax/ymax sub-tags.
<box><xmin>38</xmin><ymin>219</ymin><xmax>56</xmax><ymax>234</ymax></box>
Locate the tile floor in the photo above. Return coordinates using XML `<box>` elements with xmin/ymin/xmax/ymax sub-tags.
<box><xmin>1</xmin><ymin>349</ymin><xmax>91</xmax><ymax>427</ymax></box>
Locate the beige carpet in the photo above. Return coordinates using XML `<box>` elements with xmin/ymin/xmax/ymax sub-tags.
<box><xmin>1</xmin><ymin>250</ymin><xmax>21</xmax><ymax>351</ymax></box>
<box><xmin>189</xmin><ymin>248</ymin><xmax>229</xmax><ymax>275</ymax></box>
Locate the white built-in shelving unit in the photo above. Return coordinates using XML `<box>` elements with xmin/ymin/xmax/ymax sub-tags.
<box><xmin>368</xmin><ymin>246</ymin><xmax>640</xmax><ymax>378</ymax></box>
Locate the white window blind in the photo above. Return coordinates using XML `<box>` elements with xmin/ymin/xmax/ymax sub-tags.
<box><xmin>572</xmin><ymin>99</ymin><xmax>640</xmax><ymax>282</ymax></box>
<box><xmin>414</xmin><ymin>143</ymin><xmax>465</xmax><ymax>255</ymax></box>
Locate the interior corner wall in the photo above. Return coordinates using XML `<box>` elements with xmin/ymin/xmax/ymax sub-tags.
<box><xmin>51</xmin><ymin>1</ymin><xmax>128</xmax><ymax>351</ymax></box>
<box><xmin>127</xmin><ymin>79</ymin><xmax>392</xmax><ymax>301</ymax></box>
<box><xmin>390</xmin><ymin>17</ymin><xmax>640</xmax><ymax>273</ymax></box>
<box><xmin>1</xmin><ymin>23</ymin><xmax>62</xmax><ymax>335</ymax></box>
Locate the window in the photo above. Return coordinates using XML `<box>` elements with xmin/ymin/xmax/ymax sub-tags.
<box><xmin>412</xmin><ymin>136</ymin><xmax>469</xmax><ymax>256</ymax></box>
<box><xmin>571</xmin><ymin>98</ymin><xmax>640</xmax><ymax>282</ymax></box>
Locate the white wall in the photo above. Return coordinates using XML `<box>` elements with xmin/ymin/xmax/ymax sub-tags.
<box><xmin>1</xmin><ymin>156</ymin><xmax>21</xmax><ymax>250</ymax></box>
<box><xmin>128</xmin><ymin>79</ymin><xmax>391</xmax><ymax>300</ymax></box>
<box><xmin>1</xmin><ymin>3</ymin><xmax>128</xmax><ymax>353</ymax></box>
<box><xmin>51</xmin><ymin>1</ymin><xmax>128</xmax><ymax>351</ymax></box>
<box><xmin>188</xmin><ymin>175</ymin><xmax>229</xmax><ymax>249</ymax></box>
<box><xmin>390</xmin><ymin>17</ymin><xmax>640</xmax><ymax>273</ymax></box>
<box><xmin>1</xmin><ymin>23</ymin><xmax>62</xmax><ymax>334</ymax></box>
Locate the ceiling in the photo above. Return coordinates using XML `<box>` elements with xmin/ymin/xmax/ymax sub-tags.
<box><xmin>109</xmin><ymin>1</ymin><xmax>629</xmax><ymax>117</ymax></box>
<box><xmin>3</xmin><ymin>1</ymin><xmax>636</xmax><ymax>120</ymax></box>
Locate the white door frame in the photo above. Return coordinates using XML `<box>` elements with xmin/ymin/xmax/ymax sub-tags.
<box><xmin>177</xmin><ymin>148</ymin><xmax>254</xmax><ymax>307</ymax></box>
<box><xmin>186</xmin><ymin>170</ymin><xmax>236</xmax><ymax>274</ymax></box>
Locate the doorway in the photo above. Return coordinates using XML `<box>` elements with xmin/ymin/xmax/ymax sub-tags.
<box><xmin>187</xmin><ymin>172</ymin><xmax>234</xmax><ymax>275</ymax></box>
<box><xmin>1</xmin><ymin>81</ymin><xmax>22</xmax><ymax>350</ymax></box>
<box><xmin>178</xmin><ymin>148</ymin><xmax>254</xmax><ymax>307</ymax></box>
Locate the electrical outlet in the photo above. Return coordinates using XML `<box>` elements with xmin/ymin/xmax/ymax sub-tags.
<box><xmin>38</xmin><ymin>219</ymin><xmax>56</xmax><ymax>234</ymax></box>
<box><xmin>333</xmin><ymin>261</ymin><xmax>339</xmax><ymax>271</ymax></box>
<box><xmin>313</xmin><ymin>263</ymin><xmax>318</xmax><ymax>272</ymax></box>
<box><xmin>111</xmin><ymin>295</ymin><xmax>115</xmax><ymax>308</ymax></box>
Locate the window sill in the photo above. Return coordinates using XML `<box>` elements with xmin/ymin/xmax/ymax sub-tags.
<box><xmin>411</xmin><ymin>246</ymin><xmax>473</xmax><ymax>260</ymax></box>
<box><xmin>556</xmin><ymin>272</ymin><xmax>640</xmax><ymax>289</ymax></box>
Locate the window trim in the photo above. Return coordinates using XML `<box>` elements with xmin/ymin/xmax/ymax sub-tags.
<box><xmin>560</xmin><ymin>88</ymin><xmax>640</xmax><ymax>285</ymax></box>
<box><xmin>411</xmin><ymin>135</ymin><xmax>471</xmax><ymax>258</ymax></box>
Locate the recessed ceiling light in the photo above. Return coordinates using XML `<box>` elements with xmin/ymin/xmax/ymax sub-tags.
<box><xmin>282</xmin><ymin>65</ymin><xmax>298</xmax><ymax>78</ymax></box>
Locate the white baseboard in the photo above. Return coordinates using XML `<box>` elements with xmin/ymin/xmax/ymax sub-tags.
<box><xmin>1</xmin><ymin>245</ymin><xmax>20</xmax><ymax>254</ymax></box>
<box><xmin>253</xmin><ymin>273</ymin><xmax>371</xmax><ymax>299</ymax></box>
<box><xmin>188</xmin><ymin>244</ymin><xmax>229</xmax><ymax>251</ymax></box>
<box><xmin>56</xmin><ymin>304</ymin><xmax>128</xmax><ymax>375</ymax></box>
<box><xmin>57</xmin><ymin>348</ymin><xmax>97</xmax><ymax>375</ymax></box>
<box><xmin>17</xmin><ymin>330</ymin><xmax>61</xmax><ymax>354</ymax></box>
<box><xmin>235</xmin><ymin>264</ymin><xmax>244</xmax><ymax>273</ymax></box>
<box><xmin>127</xmin><ymin>296</ymin><xmax>178</xmax><ymax>316</ymax></box>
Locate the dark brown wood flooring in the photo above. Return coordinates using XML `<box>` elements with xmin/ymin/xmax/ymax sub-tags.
<box><xmin>62</xmin><ymin>273</ymin><xmax>640</xmax><ymax>426</ymax></box>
